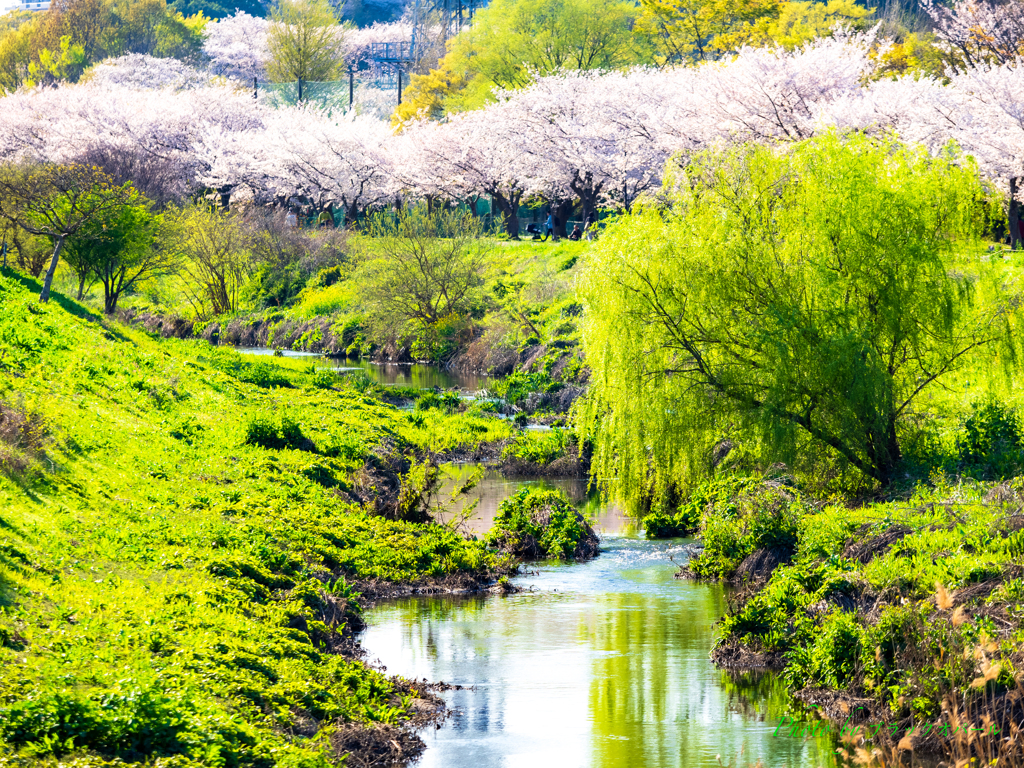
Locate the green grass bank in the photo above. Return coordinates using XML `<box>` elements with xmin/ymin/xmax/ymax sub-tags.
<box><xmin>0</xmin><ymin>269</ymin><xmax>515</xmax><ymax>767</ymax></box>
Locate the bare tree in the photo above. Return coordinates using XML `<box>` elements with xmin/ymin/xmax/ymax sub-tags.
<box><xmin>174</xmin><ymin>205</ymin><xmax>252</xmax><ymax>319</ymax></box>
<box><xmin>356</xmin><ymin>206</ymin><xmax>489</xmax><ymax>341</ymax></box>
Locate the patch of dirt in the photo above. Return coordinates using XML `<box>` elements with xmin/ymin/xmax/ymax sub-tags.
<box><xmin>711</xmin><ymin>636</ymin><xmax>785</xmax><ymax>669</ymax></box>
<box><xmin>431</xmin><ymin>439</ymin><xmax>512</xmax><ymax>464</ymax></box>
<box><xmin>842</xmin><ymin>523</ymin><xmax>912</xmax><ymax>564</ymax></box>
<box><xmin>499</xmin><ymin>454</ymin><xmax>586</xmax><ymax>478</ymax></box>
<box><xmin>353</xmin><ymin>572</ymin><xmax>514</xmax><ymax>602</ymax></box>
<box><xmin>731</xmin><ymin>547</ymin><xmax>787</xmax><ymax>586</ymax></box>
<box><xmin>330</xmin><ymin>723</ymin><xmax>425</xmax><ymax>768</ymax></box>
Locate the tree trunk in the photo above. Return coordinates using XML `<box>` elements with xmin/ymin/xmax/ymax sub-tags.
<box><xmin>570</xmin><ymin>170</ymin><xmax>603</xmax><ymax>225</ymax></box>
<box><xmin>490</xmin><ymin>190</ymin><xmax>522</xmax><ymax>239</ymax></box>
<box><xmin>39</xmin><ymin>235</ymin><xmax>65</xmax><ymax>303</ymax></box>
<box><xmin>553</xmin><ymin>199</ymin><xmax>574</xmax><ymax>239</ymax></box>
<box><xmin>77</xmin><ymin>271</ymin><xmax>87</xmax><ymax>300</ymax></box>
<box><xmin>1010</xmin><ymin>177</ymin><xmax>1021</xmax><ymax>251</ymax></box>
<box><xmin>344</xmin><ymin>198</ymin><xmax>359</xmax><ymax>229</ymax></box>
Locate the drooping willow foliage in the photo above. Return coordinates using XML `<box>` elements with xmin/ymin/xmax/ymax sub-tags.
<box><xmin>577</xmin><ymin>132</ymin><xmax>1021</xmax><ymax>509</ymax></box>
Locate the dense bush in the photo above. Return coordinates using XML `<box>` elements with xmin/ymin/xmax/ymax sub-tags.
<box><xmin>244</xmin><ymin>413</ymin><xmax>313</xmax><ymax>451</ymax></box>
<box><xmin>642</xmin><ymin>475</ymin><xmax>758</xmax><ymax>538</ymax></box>
<box><xmin>485</xmin><ymin>488</ymin><xmax>599</xmax><ymax>561</ymax></box>
<box><xmin>687</xmin><ymin>483</ymin><xmax>802</xmax><ymax>579</ymax></box>
<box><xmin>416</xmin><ymin>390</ymin><xmax>461</xmax><ymax>414</ymax></box>
<box><xmin>500</xmin><ymin>429</ymin><xmax>573</xmax><ymax>466</ymax></box>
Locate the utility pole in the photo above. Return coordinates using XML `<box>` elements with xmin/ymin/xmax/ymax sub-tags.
<box><xmin>397</xmin><ymin>69</ymin><xmax>403</xmax><ymax>105</ymax></box>
<box><xmin>349</xmin><ymin>67</ymin><xmax>354</xmax><ymax>110</ymax></box>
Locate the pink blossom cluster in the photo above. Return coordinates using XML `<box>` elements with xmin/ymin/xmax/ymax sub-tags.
<box><xmin>3</xmin><ymin>28</ymin><xmax>1024</xmax><ymax>220</ymax></box>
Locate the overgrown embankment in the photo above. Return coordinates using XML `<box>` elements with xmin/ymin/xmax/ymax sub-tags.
<box><xmin>657</xmin><ymin>475</ymin><xmax>1024</xmax><ymax>762</ymax></box>
<box><xmin>0</xmin><ymin>270</ymin><xmax>516</xmax><ymax>767</ymax></box>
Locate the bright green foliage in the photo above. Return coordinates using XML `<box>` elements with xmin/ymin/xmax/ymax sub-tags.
<box><xmin>416</xmin><ymin>390</ymin><xmax>461</xmax><ymax>414</ymax></box>
<box><xmin>25</xmin><ymin>34</ymin><xmax>85</xmax><ymax>87</ymax></box>
<box><xmin>636</xmin><ymin>0</ymin><xmax>782</xmax><ymax>64</ymax></box>
<box><xmin>426</xmin><ymin>0</ymin><xmax>650</xmax><ymax>112</ymax></box>
<box><xmin>765</xmin><ymin>0</ymin><xmax>871</xmax><ymax>49</ymax></box>
<box><xmin>355</xmin><ymin>206</ymin><xmax>488</xmax><ymax>361</ymax></box>
<box><xmin>579</xmin><ymin>133</ymin><xmax>1018</xmax><ymax>504</ymax></box>
<box><xmin>59</xmin><ymin>186</ymin><xmax>168</xmax><ymax>313</ymax></box>
<box><xmin>0</xmin><ymin>271</ymin><xmax>507</xmax><ymax>765</ymax></box>
<box><xmin>695</xmin><ymin>474</ymin><xmax>1024</xmax><ymax>721</ymax></box>
<box><xmin>687</xmin><ymin>482</ymin><xmax>802</xmax><ymax>578</ymax></box>
<box><xmin>957</xmin><ymin>400</ymin><xmax>1024</xmax><ymax>477</ymax></box>
<box><xmin>642</xmin><ymin>475</ymin><xmax>758</xmax><ymax>538</ymax></box>
<box><xmin>500</xmin><ymin>428</ymin><xmax>573</xmax><ymax>465</ymax></box>
<box><xmin>486</xmin><ymin>488</ymin><xmax>598</xmax><ymax>560</ymax></box>
<box><xmin>266</xmin><ymin>0</ymin><xmax>345</xmax><ymax>89</ymax></box>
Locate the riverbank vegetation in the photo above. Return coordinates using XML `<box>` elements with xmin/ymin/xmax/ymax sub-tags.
<box><xmin>580</xmin><ymin>133</ymin><xmax>1024</xmax><ymax>762</ymax></box>
<box><xmin>0</xmin><ymin>269</ymin><xmax>520</xmax><ymax>765</ymax></box>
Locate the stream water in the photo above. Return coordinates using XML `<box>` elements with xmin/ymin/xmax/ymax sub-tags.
<box><xmin>233</xmin><ymin>347</ymin><xmax>491</xmax><ymax>391</ymax></box>
<box><xmin>360</xmin><ymin>473</ymin><xmax>838</xmax><ymax>768</ymax></box>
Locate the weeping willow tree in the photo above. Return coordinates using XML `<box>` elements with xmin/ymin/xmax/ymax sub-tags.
<box><xmin>578</xmin><ymin>132</ymin><xmax>1020</xmax><ymax>508</ymax></box>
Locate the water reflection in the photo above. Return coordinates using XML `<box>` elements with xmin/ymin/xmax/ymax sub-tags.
<box><xmin>233</xmin><ymin>347</ymin><xmax>490</xmax><ymax>390</ymax></box>
<box><xmin>361</xmin><ymin>536</ymin><xmax>837</xmax><ymax>768</ymax></box>
<box><xmin>436</xmin><ymin>465</ymin><xmax>630</xmax><ymax>536</ymax></box>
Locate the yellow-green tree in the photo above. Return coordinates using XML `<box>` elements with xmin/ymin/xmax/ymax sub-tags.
<box><xmin>0</xmin><ymin>0</ymin><xmax>206</xmax><ymax>93</ymax></box>
<box><xmin>404</xmin><ymin>0</ymin><xmax>650</xmax><ymax>116</ymax></box>
<box><xmin>579</xmin><ymin>134</ymin><xmax>1016</xmax><ymax>496</ymax></box>
<box><xmin>764</xmin><ymin>0</ymin><xmax>871</xmax><ymax>49</ymax></box>
<box><xmin>636</xmin><ymin>0</ymin><xmax>782</xmax><ymax>64</ymax></box>
<box><xmin>266</xmin><ymin>0</ymin><xmax>345</xmax><ymax>99</ymax></box>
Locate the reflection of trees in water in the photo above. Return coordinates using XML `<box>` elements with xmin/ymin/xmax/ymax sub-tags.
<box><xmin>368</xmin><ymin>563</ymin><xmax>831</xmax><ymax>767</ymax></box>
<box><xmin>586</xmin><ymin>588</ymin><xmax>830</xmax><ymax>768</ymax></box>
<box><xmin>438</xmin><ymin>467</ymin><xmax>593</xmax><ymax>527</ymax></box>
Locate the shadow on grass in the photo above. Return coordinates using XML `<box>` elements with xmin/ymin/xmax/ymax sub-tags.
<box><xmin>0</xmin><ymin>514</ymin><xmax>28</xmax><ymax>609</ymax></box>
<box><xmin>0</xmin><ymin>267</ymin><xmax>133</xmax><ymax>343</ymax></box>
<box><xmin>0</xmin><ymin>569</ymin><xmax>17</xmax><ymax>609</ymax></box>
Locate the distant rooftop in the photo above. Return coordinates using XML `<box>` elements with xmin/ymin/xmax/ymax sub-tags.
<box><xmin>2</xmin><ymin>0</ymin><xmax>50</xmax><ymax>11</ymax></box>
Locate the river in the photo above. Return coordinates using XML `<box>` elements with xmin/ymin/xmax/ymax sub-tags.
<box><xmin>359</xmin><ymin>471</ymin><xmax>837</xmax><ymax>768</ymax></box>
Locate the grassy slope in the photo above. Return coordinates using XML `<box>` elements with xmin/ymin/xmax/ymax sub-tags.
<box><xmin>0</xmin><ymin>270</ymin><xmax>510</xmax><ymax>767</ymax></box>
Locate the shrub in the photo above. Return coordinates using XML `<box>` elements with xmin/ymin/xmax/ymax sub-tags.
<box><xmin>808</xmin><ymin>611</ymin><xmax>864</xmax><ymax>688</ymax></box>
<box><xmin>416</xmin><ymin>391</ymin><xmax>460</xmax><ymax>414</ymax></box>
<box><xmin>307</xmin><ymin>368</ymin><xmax>336</xmax><ymax>390</ymax></box>
<box><xmin>501</xmin><ymin>430</ymin><xmax>572</xmax><ymax>466</ymax></box>
<box><xmin>244</xmin><ymin>414</ymin><xmax>313</xmax><ymax>452</ymax></box>
<box><xmin>688</xmin><ymin>483</ymin><xmax>801</xmax><ymax>579</ymax></box>
<box><xmin>956</xmin><ymin>400</ymin><xmax>1024</xmax><ymax>479</ymax></box>
<box><xmin>233</xmin><ymin>361</ymin><xmax>292</xmax><ymax>389</ymax></box>
<box><xmin>494</xmin><ymin>372</ymin><xmax>555</xmax><ymax>405</ymax></box>
<box><xmin>485</xmin><ymin>488</ymin><xmax>599</xmax><ymax>561</ymax></box>
<box><xmin>643</xmin><ymin>475</ymin><xmax>758</xmax><ymax>539</ymax></box>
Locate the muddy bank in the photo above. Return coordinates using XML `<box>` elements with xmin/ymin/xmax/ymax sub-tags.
<box><xmin>354</xmin><ymin>573</ymin><xmax>518</xmax><ymax>602</ymax></box>
<box><xmin>433</xmin><ymin>439</ymin><xmax>589</xmax><ymax>478</ymax></box>
<box><xmin>118</xmin><ymin>308</ymin><xmax>361</xmax><ymax>356</ymax></box>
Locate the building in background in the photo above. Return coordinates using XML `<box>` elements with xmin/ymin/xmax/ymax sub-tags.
<box><xmin>1</xmin><ymin>0</ymin><xmax>50</xmax><ymax>11</ymax></box>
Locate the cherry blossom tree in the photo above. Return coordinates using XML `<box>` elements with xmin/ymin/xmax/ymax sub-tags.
<box><xmin>203</xmin><ymin>11</ymin><xmax>271</xmax><ymax>83</ymax></box>
<box><xmin>923</xmin><ymin>0</ymin><xmax>1024</xmax><ymax>71</ymax></box>
<box><xmin>86</xmin><ymin>54</ymin><xmax>211</xmax><ymax>90</ymax></box>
